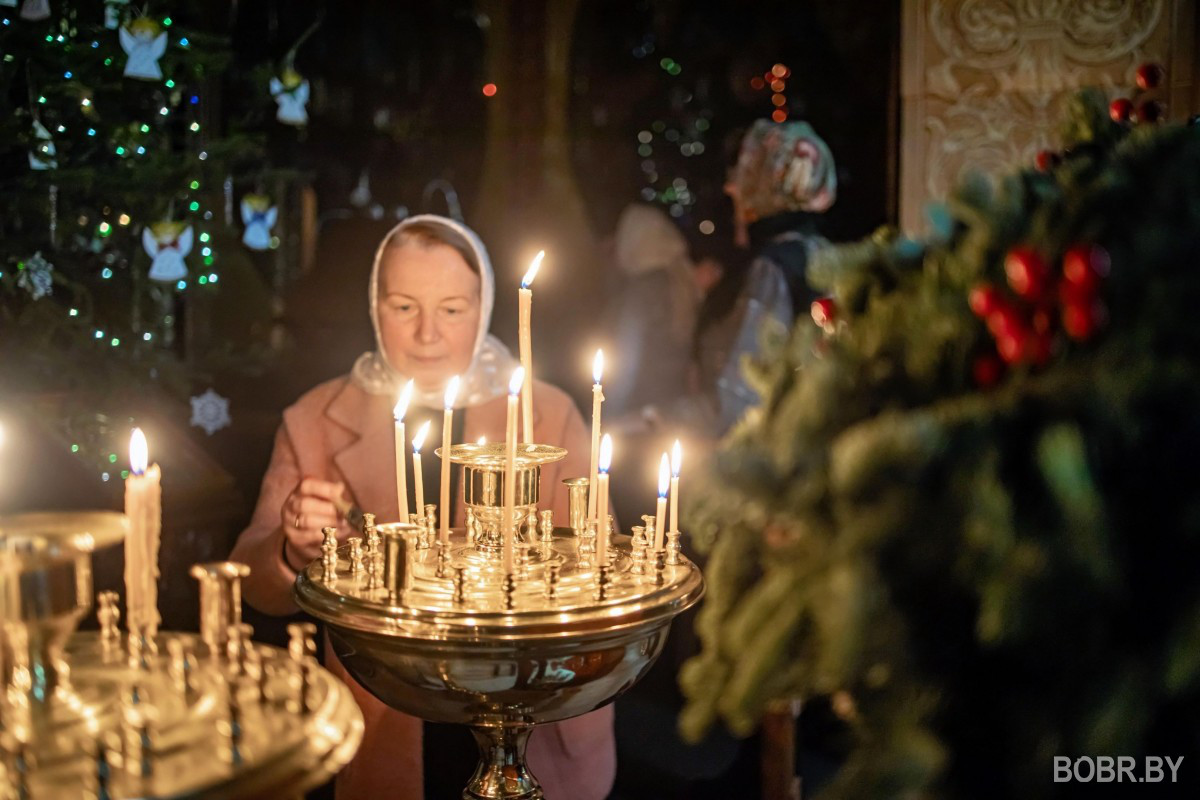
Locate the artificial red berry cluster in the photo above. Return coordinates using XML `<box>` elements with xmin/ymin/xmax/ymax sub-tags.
<box><xmin>1036</xmin><ymin>62</ymin><xmax>1167</xmax><ymax>173</ymax></box>
<box><xmin>1110</xmin><ymin>62</ymin><xmax>1167</xmax><ymax>125</ymax></box>
<box><xmin>968</xmin><ymin>243</ymin><xmax>1110</xmax><ymax>386</ymax></box>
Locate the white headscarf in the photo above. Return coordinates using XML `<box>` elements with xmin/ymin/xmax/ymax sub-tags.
<box><xmin>614</xmin><ymin>204</ymin><xmax>699</xmax><ymax>342</ymax></box>
<box><xmin>350</xmin><ymin>214</ymin><xmax>518</xmax><ymax>408</ymax></box>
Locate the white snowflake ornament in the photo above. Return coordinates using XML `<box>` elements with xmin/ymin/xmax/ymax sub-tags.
<box><xmin>19</xmin><ymin>0</ymin><xmax>49</xmax><ymax>20</ymax></box>
<box><xmin>190</xmin><ymin>388</ymin><xmax>231</xmax><ymax>436</ymax></box>
<box><xmin>16</xmin><ymin>251</ymin><xmax>54</xmax><ymax>300</ymax></box>
<box><xmin>28</xmin><ymin>120</ymin><xmax>56</xmax><ymax>171</ymax></box>
<box><xmin>240</xmin><ymin>193</ymin><xmax>277</xmax><ymax>251</ymax></box>
<box><xmin>143</xmin><ymin>222</ymin><xmax>193</xmax><ymax>283</ymax></box>
<box><xmin>120</xmin><ymin>18</ymin><xmax>168</xmax><ymax>81</ymax></box>
<box><xmin>104</xmin><ymin>0</ymin><xmax>128</xmax><ymax>29</ymax></box>
<box><xmin>269</xmin><ymin>69</ymin><xmax>310</xmax><ymax>126</ymax></box>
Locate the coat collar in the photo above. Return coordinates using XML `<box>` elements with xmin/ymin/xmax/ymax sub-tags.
<box><xmin>325</xmin><ymin>380</ymin><xmax>402</xmax><ymax>523</ymax></box>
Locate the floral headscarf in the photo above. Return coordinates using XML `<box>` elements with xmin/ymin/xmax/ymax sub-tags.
<box><xmin>730</xmin><ymin>120</ymin><xmax>837</xmax><ymax>221</ymax></box>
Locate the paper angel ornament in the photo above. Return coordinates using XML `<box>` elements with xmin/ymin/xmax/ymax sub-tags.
<box><xmin>269</xmin><ymin>69</ymin><xmax>310</xmax><ymax>126</ymax></box>
<box><xmin>28</xmin><ymin>120</ymin><xmax>57</xmax><ymax>170</ymax></box>
<box><xmin>143</xmin><ymin>222</ymin><xmax>193</xmax><ymax>283</ymax></box>
<box><xmin>240</xmin><ymin>193</ymin><xmax>277</xmax><ymax>251</ymax></box>
<box><xmin>104</xmin><ymin>0</ymin><xmax>129</xmax><ymax>29</ymax></box>
<box><xmin>120</xmin><ymin>18</ymin><xmax>168</xmax><ymax>81</ymax></box>
<box><xmin>19</xmin><ymin>0</ymin><xmax>50</xmax><ymax>20</ymax></box>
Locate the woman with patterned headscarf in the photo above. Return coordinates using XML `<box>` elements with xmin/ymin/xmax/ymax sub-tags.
<box><xmin>695</xmin><ymin>119</ymin><xmax>837</xmax><ymax>433</ymax></box>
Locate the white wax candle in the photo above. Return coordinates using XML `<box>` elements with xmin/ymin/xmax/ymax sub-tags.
<box><xmin>412</xmin><ymin>420</ymin><xmax>431</xmax><ymax>518</ymax></box>
<box><xmin>125</xmin><ymin>428</ymin><xmax>162</xmax><ymax>636</ymax></box>
<box><xmin>670</xmin><ymin>439</ymin><xmax>682</xmax><ymax>535</ymax></box>
<box><xmin>596</xmin><ymin>434</ymin><xmax>613</xmax><ymax>565</ymax></box>
<box><xmin>588</xmin><ymin>349</ymin><xmax>604</xmax><ymax>520</ymax></box>
<box><xmin>440</xmin><ymin>376</ymin><xmax>460</xmax><ymax>545</ymax></box>
<box><xmin>655</xmin><ymin>452</ymin><xmax>669</xmax><ymax>551</ymax></box>
<box><xmin>393</xmin><ymin>380</ymin><xmax>414</xmax><ymax>522</ymax></box>
<box><xmin>518</xmin><ymin>252</ymin><xmax>542</xmax><ymax>444</ymax></box>
<box><xmin>503</xmin><ymin>367</ymin><xmax>525</xmax><ymax>574</ymax></box>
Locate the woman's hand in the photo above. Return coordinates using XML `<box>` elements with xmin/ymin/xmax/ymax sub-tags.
<box><xmin>281</xmin><ymin>477</ymin><xmax>348</xmax><ymax>569</ymax></box>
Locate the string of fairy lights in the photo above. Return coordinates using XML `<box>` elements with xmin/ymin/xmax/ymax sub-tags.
<box><xmin>3</xmin><ymin>8</ymin><xmax>244</xmax><ymax>355</ymax></box>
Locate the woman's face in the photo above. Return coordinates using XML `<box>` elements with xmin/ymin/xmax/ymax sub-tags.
<box><xmin>377</xmin><ymin>241</ymin><xmax>482</xmax><ymax>391</ymax></box>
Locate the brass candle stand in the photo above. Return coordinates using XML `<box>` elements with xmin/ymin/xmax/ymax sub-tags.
<box><xmin>295</xmin><ymin>443</ymin><xmax>705</xmax><ymax>800</ymax></box>
<box><xmin>0</xmin><ymin>511</ymin><xmax>363</xmax><ymax>799</ymax></box>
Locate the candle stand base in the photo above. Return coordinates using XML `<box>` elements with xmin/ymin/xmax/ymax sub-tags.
<box><xmin>466</xmin><ymin>724</ymin><xmax>541</xmax><ymax>800</ymax></box>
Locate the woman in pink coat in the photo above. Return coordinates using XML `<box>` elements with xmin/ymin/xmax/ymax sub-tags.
<box><xmin>230</xmin><ymin>215</ymin><xmax>616</xmax><ymax>799</ymax></box>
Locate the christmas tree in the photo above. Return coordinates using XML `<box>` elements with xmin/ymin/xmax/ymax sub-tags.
<box><xmin>679</xmin><ymin>86</ymin><xmax>1200</xmax><ymax>798</ymax></box>
<box><xmin>0</xmin><ymin>1</ymin><xmax>290</xmax><ymax>478</ymax></box>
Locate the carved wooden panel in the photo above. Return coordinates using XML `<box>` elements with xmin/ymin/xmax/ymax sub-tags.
<box><xmin>901</xmin><ymin>0</ymin><xmax>1195</xmax><ymax>232</ymax></box>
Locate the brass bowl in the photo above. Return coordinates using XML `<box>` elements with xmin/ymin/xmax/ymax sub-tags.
<box><xmin>295</xmin><ymin>528</ymin><xmax>703</xmax><ymax>799</ymax></box>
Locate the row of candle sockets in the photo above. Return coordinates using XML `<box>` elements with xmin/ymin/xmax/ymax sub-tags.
<box><xmin>315</xmin><ymin>501</ymin><xmax>685</xmax><ymax>607</ymax></box>
<box><xmin>30</xmin><ymin>576</ymin><xmax>326</xmax><ymax>786</ymax></box>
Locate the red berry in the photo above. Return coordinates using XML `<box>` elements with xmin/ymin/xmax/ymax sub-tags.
<box><xmin>968</xmin><ymin>284</ymin><xmax>1002</xmax><ymax>317</ymax></box>
<box><xmin>1035</xmin><ymin>150</ymin><xmax>1061</xmax><ymax>172</ymax></box>
<box><xmin>810</xmin><ymin>297</ymin><xmax>836</xmax><ymax>330</ymax></box>
<box><xmin>1004</xmin><ymin>247</ymin><xmax>1049</xmax><ymax>300</ymax></box>
<box><xmin>1062</xmin><ymin>299</ymin><xmax>1107</xmax><ymax>341</ymax></box>
<box><xmin>987</xmin><ymin>302</ymin><xmax>1028</xmax><ymax>343</ymax></box>
<box><xmin>995</xmin><ymin>332</ymin><xmax>1027</xmax><ymax>365</ymax></box>
<box><xmin>973</xmin><ymin>353</ymin><xmax>1004</xmax><ymax>388</ymax></box>
<box><xmin>1136</xmin><ymin>62</ymin><xmax>1165</xmax><ymax>91</ymax></box>
<box><xmin>1062</xmin><ymin>244</ymin><xmax>1111</xmax><ymax>293</ymax></box>
<box><xmin>1137</xmin><ymin>100</ymin><xmax>1166</xmax><ymax>123</ymax></box>
<box><xmin>1109</xmin><ymin>97</ymin><xmax>1134</xmax><ymax>123</ymax></box>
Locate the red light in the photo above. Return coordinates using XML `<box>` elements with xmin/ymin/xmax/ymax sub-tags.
<box><xmin>770</xmin><ymin>79</ymin><xmax>785</xmax><ymax>92</ymax></box>
<box><xmin>771</xmin><ymin>63</ymin><xmax>787</xmax><ymax>78</ymax></box>
<box><xmin>482</xmin><ymin>83</ymin><xmax>498</xmax><ymax>97</ymax></box>
<box><xmin>750</xmin><ymin>76</ymin><xmax>765</xmax><ymax>90</ymax></box>
<box><xmin>772</xmin><ymin>109</ymin><xmax>787</xmax><ymax>123</ymax></box>
<box><xmin>772</xmin><ymin>93</ymin><xmax>787</xmax><ymax>107</ymax></box>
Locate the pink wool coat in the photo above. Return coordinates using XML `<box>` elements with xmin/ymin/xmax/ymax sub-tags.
<box><xmin>230</xmin><ymin>375</ymin><xmax>616</xmax><ymax>800</ymax></box>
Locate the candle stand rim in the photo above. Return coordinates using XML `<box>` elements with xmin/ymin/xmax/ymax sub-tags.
<box><xmin>0</xmin><ymin>510</ymin><xmax>128</xmax><ymax>552</ymax></box>
<box><xmin>439</xmin><ymin>442</ymin><xmax>566</xmax><ymax>467</ymax></box>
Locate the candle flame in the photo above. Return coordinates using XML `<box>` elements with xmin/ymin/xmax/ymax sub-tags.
<box><xmin>671</xmin><ymin>439</ymin><xmax>682</xmax><ymax>477</ymax></box>
<box><xmin>444</xmin><ymin>375</ymin><xmax>461</xmax><ymax>409</ymax></box>
<box><xmin>521</xmin><ymin>251</ymin><xmax>544</xmax><ymax>289</ymax></box>
<box><xmin>508</xmin><ymin>366</ymin><xmax>526</xmax><ymax>396</ymax></box>
<box><xmin>412</xmin><ymin>420</ymin><xmax>432</xmax><ymax>453</ymax></box>
<box><xmin>599</xmin><ymin>433</ymin><xmax>614</xmax><ymax>473</ymax></box>
<box><xmin>130</xmin><ymin>428</ymin><xmax>148</xmax><ymax>475</ymax></box>
<box><xmin>658</xmin><ymin>453</ymin><xmax>670</xmax><ymax>497</ymax></box>
<box><xmin>393</xmin><ymin>379</ymin><xmax>414</xmax><ymax>421</ymax></box>
<box><xmin>477</xmin><ymin>436</ymin><xmax>487</xmax><ymax>445</ymax></box>
<box><xmin>592</xmin><ymin>348</ymin><xmax>604</xmax><ymax>384</ymax></box>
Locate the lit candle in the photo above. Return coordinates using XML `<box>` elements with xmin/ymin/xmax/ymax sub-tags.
<box><xmin>654</xmin><ymin>452</ymin><xmax>669</xmax><ymax>551</ymax></box>
<box><xmin>393</xmin><ymin>380</ymin><xmax>414</xmax><ymax>522</ymax></box>
<box><xmin>596</xmin><ymin>434</ymin><xmax>613</xmax><ymax>565</ymax></box>
<box><xmin>125</xmin><ymin>428</ymin><xmax>162</xmax><ymax>636</ymax></box>
<box><xmin>518</xmin><ymin>251</ymin><xmax>543</xmax><ymax>444</ymax></box>
<box><xmin>503</xmin><ymin>366</ymin><xmax>525</xmax><ymax>573</ymax></box>
<box><xmin>477</xmin><ymin>436</ymin><xmax>487</xmax><ymax>445</ymax></box>
<box><xmin>588</xmin><ymin>349</ymin><xmax>604</xmax><ymax>520</ymax></box>
<box><xmin>412</xmin><ymin>420</ymin><xmax>431</xmax><ymax>519</ymax></box>
<box><xmin>440</xmin><ymin>375</ymin><xmax>460</xmax><ymax>545</ymax></box>
<box><xmin>670</xmin><ymin>439</ymin><xmax>682</xmax><ymax>536</ymax></box>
